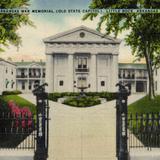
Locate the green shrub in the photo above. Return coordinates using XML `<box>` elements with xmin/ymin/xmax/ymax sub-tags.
<box><xmin>48</xmin><ymin>93</ymin><xmax>55</xmax><ymax>101</ymax></box>
<box><xmin>63</xmin><ymin>96</ymin><xmax>101</xmax><ymax>107</ymax></box>
<box><xmin>2</xmin><ymin>90</ymin><xmax>22</xmax><ymax>95</ymax></box>
<box><xmin>85</xmin><ymin>92</ymin><xmax>99</xmax><ymax>96</ymax></box>
<box><xmin>49</xmin><ymin>92</ymin><xmax>81</xmax><ymax>101</ymax></box>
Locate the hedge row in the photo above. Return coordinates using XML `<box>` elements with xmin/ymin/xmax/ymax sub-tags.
<box><xmin>2</xmin><ymin>90</ymin><xmax>22</xmax><ymax>95</ymax></box>
<box><xmin>48</xmin><ymin>92</ymin><xmax>116</xmax><ymax>102</ymax></box>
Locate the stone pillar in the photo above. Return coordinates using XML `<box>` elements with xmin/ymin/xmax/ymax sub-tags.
<box><xmin>46</xmin><ymin>54</ymin><xmax>54</xmax><ymax>93</ymax></box>
<box><xmin>111</xmin><ymin>55</ymin><xmax>118</xmax><ymax>92</ymax></box>
<box><xmin>90</xmin><ymin>54</ymin><xmax>97</xmax><ymax>92</ymax></box>
<box><xmin>68</xmin><ymin>54</ymin><xmax>74</xmax><ymax>92</ymax></box>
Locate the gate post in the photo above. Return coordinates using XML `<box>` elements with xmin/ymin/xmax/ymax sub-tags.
<box><xmin>33</xmin><ymin>83</ymin><xmax>49</xmax><ymax>160</ymax></box>
<box><xmin>116</xmin><ymin>82</ymin><xmax>131</xmax><ymax>160</ymax></box>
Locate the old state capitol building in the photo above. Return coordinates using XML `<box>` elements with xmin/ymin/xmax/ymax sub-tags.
<box><xmin>0</xmin><ymin>26</ymin><xmax>150</xmax><ymax>95</ymax></box>
<box><xmin>44</xmin><ymin>26</ymin><xmax>121</xmax><ymax>93</ymax></box>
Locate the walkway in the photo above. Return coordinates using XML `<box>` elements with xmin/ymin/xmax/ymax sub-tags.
<box><xmin>20</xmin><ymin>93</ymin><xmax>145</xmax><ymax>160</ymax></box>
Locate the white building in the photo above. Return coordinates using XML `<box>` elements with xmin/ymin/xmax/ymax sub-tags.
<box><xmin>16</xmin><ymin>61</ymin><xmax>45</xmax><ymax>93</ymax></box>
<box><xmin>119</xmin><ymin>63</ymin><xmax>148</xmax><ymax>93</ymax></box>
<box><xmin>0</xmin><ymin>58</ymin><xmax>16</xmax><ymax>94</ymax></box>
<box><xmin>43</xmin><ymin>26</ymin><xmax>121</xmax><ymax>93</ymax></box>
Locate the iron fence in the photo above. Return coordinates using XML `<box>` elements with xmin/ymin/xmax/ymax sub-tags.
<box><xmin>128</xmin><ymin>113</ymin><xmax>160</xmax><ymax>150</ymax></box>
<box><xmin>0</xmin><ymin>111</ymin><xmax>36</xmax><ymax>150</ymax></box>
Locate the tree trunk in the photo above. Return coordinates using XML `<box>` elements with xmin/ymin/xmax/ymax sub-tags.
<box><xmin>144</xmin><ymin>42</ymin><xmax>155</xmax><ymax>100</ymax></box>
<box><xmin>148</xmin><ymin>40</ymin><xmax>155</xmax><ymax>99</ymax></box>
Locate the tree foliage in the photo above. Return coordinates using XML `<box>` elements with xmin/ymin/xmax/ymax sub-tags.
<box><xmin>83</xmin><ymin>0</ymin><xmax>160</xmax><ymax>99</ymax></box>
<box><xmin>0</xmin><ymin>0</ymin><xmax>33</xmax><ymax>52</ymax></box>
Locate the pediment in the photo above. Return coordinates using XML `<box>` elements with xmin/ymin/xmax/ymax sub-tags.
<box><xmin>43</xmin><ymin>26</ymin><xmax>121</xmax><ymax>44</ymax></box>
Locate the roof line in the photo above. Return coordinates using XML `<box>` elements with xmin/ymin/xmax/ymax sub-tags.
<box><xmin>0</xmin><ymin>58</ymin><xmax>16</xmax><ymax>66</ymax></box>
<box><xmin>43</xmin><ymin>25</ymin><xmax>121</xmax><ymax>43</ymax></box>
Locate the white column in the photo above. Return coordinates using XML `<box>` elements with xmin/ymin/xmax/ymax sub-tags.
<box><xmin>46</xmin><ymin>54</ymin><xmax>54</xmax><ymax>93</ymax></box>
<box><xmin>111</xmin><ymin>55</ymin><xmax>118</xmax><ymax>92</ymax></box>
<box><xmin>90</xmin><ymin>54</ymin><xmax>97</xmax><ymax>92</ymax></box>
<box><xmin>68</xmin><ymin>54</ymin><xmax>74</xmax><ymax>92</ymax></box>
<box><xmin>108</xmin><ymin>55</ymin><xmax>112</xmax><ymax>91</ymax></box>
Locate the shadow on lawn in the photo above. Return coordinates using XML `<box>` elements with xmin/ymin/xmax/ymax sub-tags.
<box><xmin>128</xmin><ymin>113</ymin><xmax>160</xmax><ymax>149</ymax></box>
<box><xmin>0</xmin><ymin>112</ymin><xmax>36</xmax><ymax>149</ymax></box>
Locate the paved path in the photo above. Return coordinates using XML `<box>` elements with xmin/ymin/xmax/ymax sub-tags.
<box><xmin>130</xmin><ymin>148</ymin><xmax>160</xmax><ymax>160</ymax></box>
<box><xmin>19</xmin><ymin>93</ymin><xmax>145</xmax><ymax>160</ymax></box>
<box><xmin>0</xmin><ymin>150</ymin><xmax>34</xmax><ymax>160</ymax></box>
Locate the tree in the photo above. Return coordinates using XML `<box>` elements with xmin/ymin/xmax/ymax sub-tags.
<box><xmin>83</xmin><ymin>0</ymin><xmax>160</xmax><ymax>99</ymax></box>
<box><xmin>0</xmin><ymin>0</ymin><xmax>33</xmax><ymax>52</ymax></box>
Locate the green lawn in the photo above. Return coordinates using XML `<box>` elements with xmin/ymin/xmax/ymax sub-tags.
<box><xmin>128</xmin><ymin>95</ymin><xmax>160</xmax><ymax>114</ymax></box>
<box><xmin>0</xmin><ymin>95</ymin><xmax>36</xmax><ymax>114</ymax></box>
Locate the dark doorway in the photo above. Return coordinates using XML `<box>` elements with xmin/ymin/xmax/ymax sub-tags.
<box><xmin>136</xmin><ymin>81</ymin><xmax>146</xmax><ymax>92</ymax></box>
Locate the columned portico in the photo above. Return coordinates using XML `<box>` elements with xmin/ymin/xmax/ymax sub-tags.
<box><xmin>43</xmin><ymin>26</ymin><xmax>121</xmax><ymax>93</ymax></box>
<box><xmin>46</xmin><ymin>54</ymin><xmax>54</xmax><ymax>93</ymax></box>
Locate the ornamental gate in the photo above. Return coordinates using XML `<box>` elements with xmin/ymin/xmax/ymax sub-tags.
<box><xmin>116</xmin><ymin>83</ymin><xmax>160</xmax><ymax>160</ymax></box>
<box><xmin>0</xmin><ymin>83</ymin><xmax>49</xmax><ymax>160</ymax></box>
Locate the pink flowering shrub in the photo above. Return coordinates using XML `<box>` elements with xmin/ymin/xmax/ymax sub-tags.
<box><xmin>7</xmin><ymin>100</ymin><xmax>33</xmax><ymax>129</ymax></box>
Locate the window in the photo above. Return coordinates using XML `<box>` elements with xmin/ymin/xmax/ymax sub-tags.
<box><xmin>29</xmin><ymin>69</ymin><xmax>32</xmax><ymax>77</ymax></box>
<box><xmin>80</xmin><ymin>32</ymin><xmax>85</xmax><ymax>38</ymax></box>
<box><xmin>59</xmin><ymin>80</ymin><xmax>64</xmax><ymax>86</ymax></box>
<box><xmin>33</xmin><ymin>69</ymin><xmax>36</xmax><ymax>76</ymax></box>
<box><xmin>6</xmin><ymin>79</ymin><xmax>9</xmax><ymax>88</ymax></box>
<box><xmin>118</xmin><ymin>70</ymin><xmax>121</xmax><ymax>78</ymax></box>
<box><xmin>22</xmin><ymin>82</ymin><xmax>25</xmax><ymax>90</ymax></box>
<box><xmin>11</xmin><ymin>69</ymin><xmax>13</xmax><ymax>75</ymax></box>
<box><xmin>82</xmin><ymin>58</ymin><xmax>87</xmax><ymax>68</ymax></box>
<box><xmin>29</xmin><ymin>82</ymin><xmax>32</xmax><ymax>90</ymax></box>
<box><xmin>123</xmin><ymin>70</ymin><xmax>125</xmax><ymax>78</ymax></box>
<box><xmin>11</xmin><ymin>80</ymin><xmax>15</xmax><ymax>89</ymax></box>
<box><xmin>21</xmin><ymin>69</ymin><xmax>25</xmax><ymax>77</ymax></box>
<box><xmin>101</xmin><ymin>81</ymin><xmax>105</xmax><ymax>86</ymax></box>
<box><xmin>6</xmin><ymin>68</ymin><xmax>8</xmax><ymax>73</ymax></box>
<box><xmin>127</xmin><ymin>71</ymin><xmax>131</xmax><ymax>78</ymax></box>
<box><xmin>78</xmin><ymin>57</ymin><xmax>87</xmax><ymax>69</ymax></box>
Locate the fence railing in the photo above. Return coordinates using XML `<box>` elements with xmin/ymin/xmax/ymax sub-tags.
<box><xmin>128</xmin><ymin>113</ymin><xmax>160</xmax><ymax>150</ymax></box>
<box><xmin>0</xmin><ymin>112</ymin><xmax>36</xmax><ymax>150</ymax></box>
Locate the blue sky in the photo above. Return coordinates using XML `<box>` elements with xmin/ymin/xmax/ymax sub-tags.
<box><xmin>1</xmin><ymin>0</ymin><xmax>134</xmax><ymax>62</ymax></box>
<box><xmin>31</xmin><ymin>0</ymin><xmax>90</xmax><ymax>9</ymax></box>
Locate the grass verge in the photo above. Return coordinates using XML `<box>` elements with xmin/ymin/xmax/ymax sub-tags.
<box><xmin>128</xmin><ymin>95</ymin><xmax>160</xmax><ymax>114</ymax></box>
